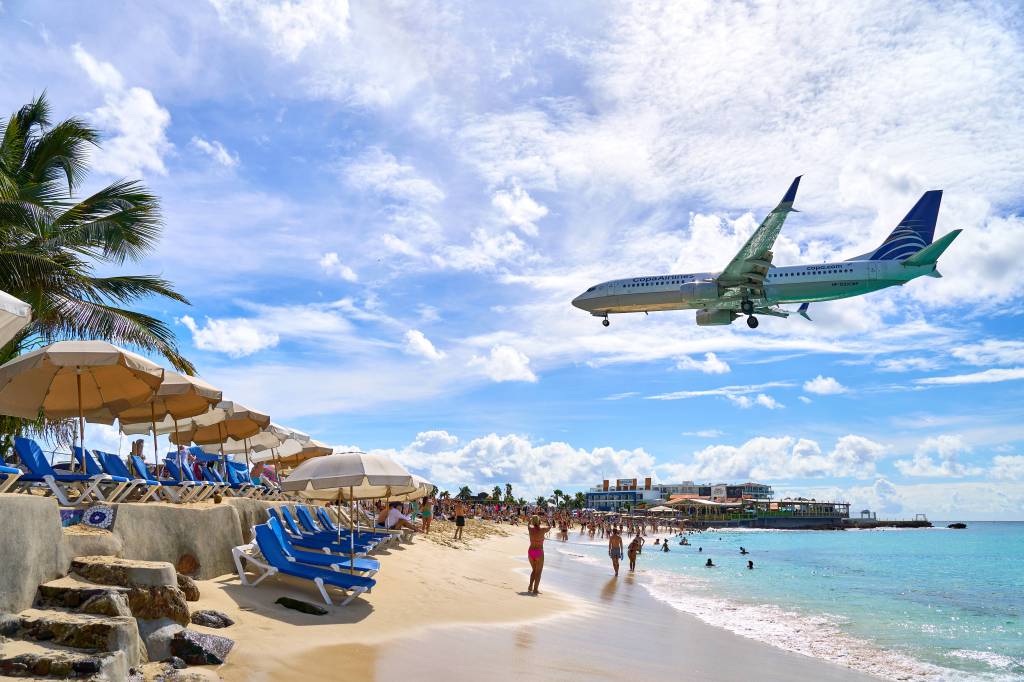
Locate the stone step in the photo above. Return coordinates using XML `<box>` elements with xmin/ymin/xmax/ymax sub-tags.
<box><xmin>69</xmin><ymin>557</ymin><xmax>176</xmax><ymax>589</ymax></box>
<box><xmin>5</xmin><ymin>608</ymin><xmax>142</xmax><ymax>667</ymax></box>
<box><xmin>36</xmin><ymin>576</ymin><xmax>129</xmax><ymax>612</ymax></box>
<box><xmin>39</xmin><ymin>575</ymin><xmax>190</xmax><ymax>627</ymax></box>
<box><xmin>0</xmin><ymin>638</ymin><xmax>129</xmax><ymax>680</ymax></box>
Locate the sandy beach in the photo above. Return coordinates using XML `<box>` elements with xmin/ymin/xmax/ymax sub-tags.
<box><xmin>197</xmin><ymin>520</ymin><xmax>878</xmax><ymax>681</ymax></box>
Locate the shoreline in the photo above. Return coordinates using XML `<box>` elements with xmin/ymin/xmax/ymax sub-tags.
<box><xmin>206</xmin><ymin>523</ymin><xmax>879</xmax><ymax>681</ymax></box>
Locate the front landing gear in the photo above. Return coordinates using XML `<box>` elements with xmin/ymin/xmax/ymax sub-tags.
<box><xmin>746</xmin><ymin>316</ymin><xmax>759</xmax><ymax>329</ymax></box>
<box><xmin>602</xmin><ymin>317</ymin><xmax>610</xmax><ymax>327</ymax></box>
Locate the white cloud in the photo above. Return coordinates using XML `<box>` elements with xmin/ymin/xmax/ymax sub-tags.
<box><xmin>72</xmin><ymin>44</ymin><xmax>172</xmax><ymax>177</ymax></box>
<box><xmin>682</xmin><ymin>430</ymin><xmax>724</xmax><ymax>438</ymax></box>
<box><xmin>179</xmin><ymin>314</ymin><xmax>280</xmax><ymax>358</ymax></box>
<box><xmin>210</xmin><ymin>0</ymin><xmax>351</xmax><ymax>62</ymax></box>
<box><xmin>469</xmin><ymin>345</ymin><xmax>537</xmax><ymax>383</ymax></box>
<box><xmin>727</xmin><ymin>393</ymin><xmax>783</xmax><ymax>410</ymax></box>
<box><xmin>491</xmin><ymin>181</ymin><xmax>548</xmax><ymax>236</ymax></box>
<box><xmin>990</xmin><ymin>455</ymin><xmax>1024</xmax><ymax>481</ymax></box>
<box><xmin>371</xmin><ymin>430</ymin><xmax>655</xmax><ymax>498</ymax></box>
<box><xmin>951</xmin><ymin>340</ymin><xmax>1024</xmax><ymax>366</ymax></box>
<box><xmin>876</xmin><ymin>357</ymin><xmax>941</xmax><ymax>373</ymax></box>
<box><xmin>190</xmin><ymin>136</ymin><xmax>239</xmax><ymax>167</ymax></box>
<box><xmin>916</xmin><ymin>368</ymin><xmax>1024</xmax><ymax>385</ymax></box>
<box><xmin>798</xmin><ymin>396</ymin><xmax>812</xmax><ymax>404</ymax></box>
<box><xmin>318</xmin><ymin>252</ymin><xmax>358</xmax><ymax>282</ymax></box>
<box><xmin>433</xmin><ymin>229</ymin><xmax>531</xmax><ymax>272</ymax></box>
<box><xmin>648</xmin><ymin>381</ymin><xmax>792</xmax><ymax>401</ymax></box>
<box><xmin>803</xmin><ymin>375</ymin><xmax>848</xmax><ymax>395</ymax></box>
<box><xmin>344</xmin><ymin>147</ymin><xmax>444</xmax><ymax>205</ymax></box>
<box><xmin>661</xmin><ymin>434</ymin><xmax>888</xmax><ymax>481</ymax></box>
<box><xmin>403</xmin><ymin>329</ymin><xmax>445</xmax><ymax>362</ymax></box>
<box><xmin>676</xmin><ymin>352</ymin><xmax>730</xmax><ymax>374</ymax></box>
<box><xmin>894</xmin><ymin>435</ymin><xmax>981</xmax><ymax>477</ymax></box>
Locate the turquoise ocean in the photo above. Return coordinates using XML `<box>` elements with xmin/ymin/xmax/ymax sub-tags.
<box><xmin>567</xmin><ymin>522</ymin><xmax>1023</xmax><ymax>681</ymax></box>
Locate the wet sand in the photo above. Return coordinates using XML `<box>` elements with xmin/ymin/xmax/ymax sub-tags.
<box><xmin>211</xmin><ymin>524</ymin><xmax>879</xmax><ymax>681</ymax></box>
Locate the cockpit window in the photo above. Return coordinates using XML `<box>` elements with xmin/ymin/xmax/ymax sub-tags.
<box><xmin>586</xmin><ymin>286</ymin><xmax>596</xmax><ymax>292</ymax></box>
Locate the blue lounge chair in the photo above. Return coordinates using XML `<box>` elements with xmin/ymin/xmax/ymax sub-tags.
<box><xmin>295</xmin><ymin>505</ymin><xmax>390</xmax><ymax>547</ymax></box>
<box><xmin>232</xmin><ymin>522</ymin><xmax>376</xmax><ymax>606</ymax></box>
<box><xmin>72</xmin><ymin>447</ymin><xmax>137</xmax><ymax>503</ymax></box>
<box><xmin>227</xmin><ymin>461</ymin><xmax>280</xmax><ymax>500</ymax></box>
<box><xmin>312</xmin><ymin>506</ymin><xmax>396</xmax><ymax>545</ymax></box>
<box><xmin>129</xmin><ymin>455</ymin><xmax>199</xmax><ymax>503</ymax></box>
<box><xmin>269</xmin><ymin>508</ymin><xmax>374</xmax><ymax>555</ymax></box>
<box><xmin>0</xmin><ymin>462</ymin><xmax>22</xmax><ymax>494</ymax></box>
<box><xmin>94</xmin><ymin>451</ymin><xmax>161</xmax><ymax>503</ymax></box>
<box><xmin>13</xmin><ymin>437</ymin><xmax>110</xmax><ymax>505</ymax></box>
<box><xmin>164</xmin><ymin>459</ymin><xmax>216</xmax><ymax>501</ymax></box>
<box><xmin>223</xmin><ymin>465</ymin><xmax>263</xmax><ymax>498</ymax></box>
<box><xmin>265</xmin><ymin>516</ymin><xmax>380</xmax><ymax>576</ymax></box>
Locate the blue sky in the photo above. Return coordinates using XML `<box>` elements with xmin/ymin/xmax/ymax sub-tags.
<box><xmin>2</xmin><ymin>0</ymin><xmax>1023</xmax><ymax>518</ymax></box>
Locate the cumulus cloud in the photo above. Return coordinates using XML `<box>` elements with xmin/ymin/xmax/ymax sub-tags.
<box><xmin>403</xmin><ymin>329</ymin><xmax>445</xmax><ymax>361</ymax></box>
<box><xmin>675</xmin><ymin>352</ymin><xmax>730</xmax><ymax>374</ymax></box>
<box><xmin>371</xmin><ymin>430</ymin><xmax>655</xmax><ymax>497</ymax></box>
<box><xmin>344</xmin><ymin>147</ymin><xmax>444</xmax><ymax>205</ymax></box>
<box><xmin>433</xmin><ymin>229</ymin><xmax>530</xmax><ymax>272</ymax></box>
<box><xmin>662</xmin><ymin>435</ymin><xmax>888</xmax><ymax>481</ymax></box>
<box><xmin>179</xmin><ymin>314</ymin><xmax>280</xmax><ymax>357</ymax></box>
<box><xmin>989</xmin><ymin>455</ymin><xmax>1024</xmax><ymax>481</ymax></box>
<box><xmin>727</xmin><ymin>393</ymin><xmax>783</xmax><ymax>410</ymax></box>
<box><xmin>318</xmin><ymin>252</ymin><xmax>358</xmax><ymax>281</ymax></box>
<box><xmin>73</xmin><ymin>44</ymin><xmax>172</xmax><ymax>177</ymax></box>
<box><xmin>916</xmin><ymin>368</ymin><xmax>1024</xmax><ymax>385</ymax></box>
<box><xmin>951</xmin><ymin>340</ymin><xmax>1024</xmax><ymax>366</ymax></box>
<box><xmin>491</xmin><ymin>181</ymin><xmax>548</xmax><ymax>236</ymax></box>
<box><xmin>469</xmin><ymin>345</ymin><xmax>537</xmax><ymax>383</ymax></box>
<box><xmin>190</xmin><ymin>136</ymin><xmax>239</xmax><ymax>167</ymax></box>
<box><xmin>803</xmin><ymin>375</ymin><xmax>848</xmax><ymax>395</ymax></box>
<box><xmin>894</xmin><ymin>435</ymin><xmax>981</xmax><ymax>477</ymax></box>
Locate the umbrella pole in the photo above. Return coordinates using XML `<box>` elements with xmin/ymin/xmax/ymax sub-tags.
<box><xmin>349</xmin><ymin>486</ymin><xmax>355</xmax><ymax>573</ymax></box>
<box><xmin>75</xmin><ymin>369</ymin><xmax>85</xmax><ymax>473</ymax></box>
<box><xmin>244</xmin><ymin>437</ymin><xmax>251</xmax><ymax>474</ymax></box>
<box><xmin>150</xmin><ymin>403</ymin><xmax>159</xmax><ymax>471</ymax></box>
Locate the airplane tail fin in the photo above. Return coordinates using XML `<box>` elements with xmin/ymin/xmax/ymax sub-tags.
<box><xmin>901</xmin><ymin>228</ymin><xmax>962</xmax><ymax>269</ymax></box>
<box><xmin>869</xmin><ymin>190</ymin><xmax>943</xmax><ymax>261</ymax></box>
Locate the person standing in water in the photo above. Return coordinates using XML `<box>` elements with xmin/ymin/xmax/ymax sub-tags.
<box><xmin>608</xmin><ymin>528</ymin><xmax>623</xmax><ymax>576</ymax></box>
<box><xmin>627</xmin><ymin>533</ymin><xmax>643</xmax><ymax>572</ymax></box>
<box><xmin>527</xmin><ymin>515</ymin><xmax>551</xmax><ymax>595</ymax></box>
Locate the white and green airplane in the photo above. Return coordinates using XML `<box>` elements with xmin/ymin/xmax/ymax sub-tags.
<box><xmin>572</xmin><ymin>177</ymin><xmax>961</xmax><ymax>329</ymax></box>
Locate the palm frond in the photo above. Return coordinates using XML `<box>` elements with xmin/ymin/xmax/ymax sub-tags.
<box><xmin>50</xmin><ymin>180</ymin><xmax>162</xmax><ymax>262</ymax></box>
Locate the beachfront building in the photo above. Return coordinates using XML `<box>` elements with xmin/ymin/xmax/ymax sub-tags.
<box><xmin>584</xmin><ymin>477</ymin><xmax>775</xmax><ymax>511</ymax></box>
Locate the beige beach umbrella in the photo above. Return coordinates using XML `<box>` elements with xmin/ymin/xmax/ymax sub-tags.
<box><xmin>111</xmin><ymin>371</ymin><xmax>222</xmax><ymax>468</ymax></box>
<box><xmin>251</xmin><ymin>437</ymin><xmax>332</xmax><ymax>469</ymax></box>
<box><xmin>390</xmin><ymin>474</ymin><xmax>433</xmax><ymax>502</ymax></box>
<box><xmin>281</xmin><ymin>451</ymin><xmax>416</xmax><ymax>572</ymax></box>
<box><xmin>170</xmin><ymin>401</ymin><xmax>270</xmax><ymax>445</ymax></box>
<box><xmin>0</xmin><ymin>290</ymin><xmax>32</xmax><ymax>348</ymax></box>
<box><xmin>199</xmin><ymin>422</ymin><xmax>295</xmax><ymax>455</ymax></box>
<box><xmin>0</xmin><ymin>340</ymin><xmax>163</xmax><ymax>471</ymax></box>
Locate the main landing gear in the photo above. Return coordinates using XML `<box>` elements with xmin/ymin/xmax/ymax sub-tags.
<box><xmin>746</xmin><ymin>316</ymin><xmax>759</xmax><ymax>329</ymax></box>
<box><xmin>741</xmin><ymin>299</ymin><xmax>754</xmax><ymax>315</ymax></box>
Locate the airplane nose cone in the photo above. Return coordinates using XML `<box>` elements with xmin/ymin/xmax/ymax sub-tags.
<box><xmin>572</xmin><ymin>293</ymin><xmax>590</xmax><ymax>311</ymax></box>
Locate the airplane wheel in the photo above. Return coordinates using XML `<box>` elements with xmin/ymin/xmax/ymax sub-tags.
<box><xmin>741</xmin><ymin>300</ymin><xmax>754</xmax><ymax>315</ymax></box>
<box><xmin>747</xmin><ymin>316</ymin><xmax>759</xmax><ymax>329</ymax></box>
<box><xmin>602</xmin><ymin>318</ymin><xmax>610</xmax><ymax>327</ymax></box>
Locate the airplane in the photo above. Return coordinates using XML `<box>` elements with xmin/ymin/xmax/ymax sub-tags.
<box><xmin>571</xmin><ymin>176</ymin><xmax>961</xmax><ymax>329</ymax></box>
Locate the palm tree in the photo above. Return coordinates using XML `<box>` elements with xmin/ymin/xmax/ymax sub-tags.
<box><xmin>457</xmin><ymin>485</ymin><xmax>472</xmax><ymax>500</ymax></box>
<box><xmin>573</xmin><ymin>491</ymin><xmax>586</xmax><ymax>509</ymax></box>
<box><xmin>552</xmin><ymin>489</ymin><xmax>564</xmax><ymax>507</ymax></box>
<box><xmin>491</xmin><ymin>485</ymin><xmax>502</xmax><ymax>502</ymax></box>
<box><xmin>535</xmin><ymin>495</ymin><xmax>546</xmax><ymax>508</ymax></box>
<box><xmin>504</xmin><ymin>482</ymin><xmax>513</xmax><ymax>503</ymax></box>
<box><xmin>0</xmin><ymin>94</ymin><xmax>193</xmax><ymax>373</ymax></box>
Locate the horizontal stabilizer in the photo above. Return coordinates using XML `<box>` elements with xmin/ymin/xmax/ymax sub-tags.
<box><xmin>902</xmin><ymin>229</ymin><xmax>962</xmax><ymax>267</ymax></box>
<box><xmin>797</xmin><ymin>302</ymin><xmax>812</xmax><ymax>320</ymax></box>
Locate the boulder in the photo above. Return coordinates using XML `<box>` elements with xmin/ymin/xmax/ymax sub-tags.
<box><xmin>70</xmin><ymin>556</ymin><xmax>177</xmax><ymax>588</ymax></box>
<box><xmin>126</xmin><ymin>586</ymin><xmax>190</xmax><ymax>626</ymax></box>
<box><xmin>177</xmin><ymin>573</ymin><xmax>201</xmax><ymax>602</ymax></box>
<box><xmin>275</xmin><ymin>596</ymin><xmax>328</xmax><ymax>615</ymax></box>
<box><xmin>189</xmin><ymin>610</ymin><xmax>234</xmax><ymax>629</ymax></box>
<box><xmin>15</xmin><ymin>608</ymin><xmax>143</xmax><ymax>666</ymax></box>
<box><xmin>175</xmin><ymin>554</ymin><xmax>200</xmax><ymax>576</ymax></box>
<box><xmin>170</xmin><ymin>629</ymin><xmax>234</xmax><ymax>665</ymax></box>
<box><xmin>165</xmin><ymin>656</ymin><xmax>188</xmax><ymax>669</ymax></box>
<box><xmin>137</xmin><ymin>618</ymin><xmax>185</xmax><ymax>662</ymax></box>
<box><xmin>80</xmin><ymin>591</ymin><xmax>132</xmax><ymax>618</ymax></box>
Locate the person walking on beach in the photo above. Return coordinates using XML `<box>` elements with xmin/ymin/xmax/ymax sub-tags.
<box><xmin>527</xmin><ymin>515</ymin><xmax>551</xmax><ymax>595</ymax></box>
<box><xmin>627</xmin><ymin>533</ymin><xmax>642</xmax><ymax>572</ymax></box>
<box><xmin>608</xmin><ymin>528</ymin><xmax>623</xmax><ymax>576</ymax></box>
<box><xmin>454</xmin><ymin>500</ymin><xmax>467</xmax><ymax>540</ymax></box>
<box><xmin>421</xmin><ymin>496</ymin><xmax>434</xmax><ymax>534</ymax></box>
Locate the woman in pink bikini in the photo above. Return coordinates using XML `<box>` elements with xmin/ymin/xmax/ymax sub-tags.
<box><xmin>527</xmin><ymin>514</ymin><xmax>551</xmax><ymax>595</ymax></box>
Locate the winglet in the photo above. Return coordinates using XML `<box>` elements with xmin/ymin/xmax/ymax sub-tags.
<box><xmin>781</xmin><ymin>175</ymin><xmax>802</xmax><ymax>205</ymax></box>
<box><xmin>797</xmin><ymin>302</ymin><xmax>812</xmax><ymax>321</ymax></box>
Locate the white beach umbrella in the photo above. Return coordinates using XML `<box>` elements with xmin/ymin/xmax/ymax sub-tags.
<box><xmin>0</xmin><ymin>291</ymin><xmax>32</xmax><ymax>347</ymax></box>
<box><xmin>0</xmin><ymin>341</ymin><xmax>163</xmax><ymax>471</ymax></box>
<box><xmin>390</xmin><ymin>474</ymin><xmax>433</xmax><ymax>502</ymax></box>
<box><xmin>281</xmin><ymin>451</ymin><xmax>417</xmax><ymax>571</ymax></box>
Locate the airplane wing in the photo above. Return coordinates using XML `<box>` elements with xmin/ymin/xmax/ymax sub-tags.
<box><xmin>715</xmin><ymin>176</ymin><xmax>802</xmax><ymax>303</ymax></box>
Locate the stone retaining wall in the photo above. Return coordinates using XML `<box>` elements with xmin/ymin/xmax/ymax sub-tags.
<box><xmin>0</xmin><ymin>494</ymin><xmax>276</xmax><ymax>614</ymax></box>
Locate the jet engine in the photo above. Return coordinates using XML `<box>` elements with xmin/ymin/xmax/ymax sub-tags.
<box><xmin>695</xmin><ymin>308</ymin><xmax>737</xmax><ymax>326</ymax></box>
<box><xmin>679</xmin><ymin>281</ymin><xmax>720</xmax><ymax>302</ymax></box>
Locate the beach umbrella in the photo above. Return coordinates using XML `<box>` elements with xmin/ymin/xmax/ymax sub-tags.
<box><xmin>170</xmin><ymin>401</ymin><xmax>270</xmax><ymax>472</ymax></box>
<box><xmin>389</xmin><ymin>474</ymin><xmax>433</xmax><ymax>502</ymax></box>
<box><xmin>0</xmin><ymin>341</ymin><xmax>163</xmax><ymax>471</ymax></box>
<box><xmin>281</xmin><ymin>451</ymin><xmax>416</xmax><ymax>571</ymax></box>
<box><xmin>251</xmin><ymin>437</ymin><xmax>332</xmax><ymax>469</ymax></box>
<box><xmin>0</xmin><ymin>291</ymin><xmax>32</xmax><ymax>348</ymax></box>
<box><xmin>111</xmin><ymin>371</ymin><xmax>221</xmax><ymax>468</ymax></box>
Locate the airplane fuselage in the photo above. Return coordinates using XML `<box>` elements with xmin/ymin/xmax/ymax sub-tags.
<box><xmin>572</xmin><ymin>259</ymin><xmax>939</xmax><ymax>317</ymax></box>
